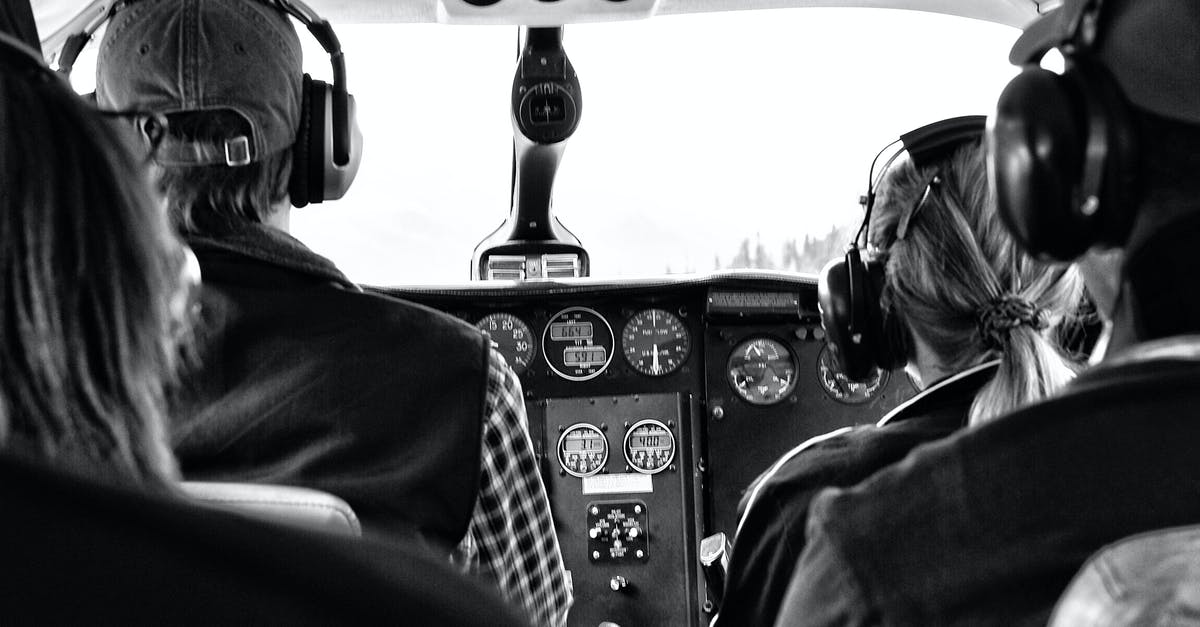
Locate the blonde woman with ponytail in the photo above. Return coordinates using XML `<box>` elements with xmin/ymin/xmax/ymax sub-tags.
<box><xmin>873</xmin><ymin>136</ymin><xmax>1081</xmax><ymax>425</ymax></box>
<box><xmin>717</xmin><ymin>116</ymin><xmax>1083</xmax><ymax>627</ymax></box>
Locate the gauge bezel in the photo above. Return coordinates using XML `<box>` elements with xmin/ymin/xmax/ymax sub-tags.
<box><xmin>476</xmin><ymin>312</ymin><xmax>537</xmax><ymax>376</ymax></box>
<box><xmin>556</xmin><ymin>422</ymin><xmax>609</xmax><ymax>478</ymax></box>
<box><xmin>726</xmin><ymin>335</ymin><xmax>799</xmax><ymax>406</ymax></box>
<box><xmin>815</xmin><ymin>343</ymin><xmax>891</xmax><ymax>405</ymax></box>
<box><xmin>621</xmin><ymin>308</ymin><xmax>691</xmax><ymax>377</ymax></box>
<box><xmin>543</xmin><ymin>306</ymin><xmax>615</xmax><ymax>382</ymax></box>
<box><xmin>623</xmin><ymin>418</ymin><xmax>676</xmax><ymax>475</ymax></box>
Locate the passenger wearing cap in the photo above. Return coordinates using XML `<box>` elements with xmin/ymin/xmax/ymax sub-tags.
<box><xmin>94</xmin><ymin>1</ymin><xmax>570</xmax><ymax>625</ymax></box>
<box><xmin>774</xmin><ymin>1</ymin><xmax>1200</xmax><ymax>625</ymax></box>
<box><xmin>715</xmin><ymin>117</ymin><xmax>1082</xmax><ymax>627</ymax></box>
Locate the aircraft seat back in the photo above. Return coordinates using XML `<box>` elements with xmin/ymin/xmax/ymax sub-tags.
<box><xmin>182</xmin><ymin>481</ymin><xmax>362</xmax><ymax>537</ymax></box>
<box><xmin>0</xmin><ymin>453</ymin><xmax>530</xmax><ymax>626</ymax></box>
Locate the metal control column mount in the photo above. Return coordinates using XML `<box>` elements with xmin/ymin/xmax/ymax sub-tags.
<box><xmin>472</xmin><ymin>26</ymin><xmax>589</xmax><ymax>280</ymax></box>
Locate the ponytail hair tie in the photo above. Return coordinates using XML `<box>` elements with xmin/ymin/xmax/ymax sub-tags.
<box><xmin>977</xmin><ymin>294</ymin><xmax>1048</xmax><ymax>350</ymax></box>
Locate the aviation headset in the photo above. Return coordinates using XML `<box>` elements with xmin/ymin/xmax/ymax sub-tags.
<box><xmin>818</xmin><ymin>115</ymin><xmax>986</xmax><ymax>382</ymax></box>
<box><xmin>56</xmin><ymin>0</ymin><xmax>361</xmax><ymax>208</ymax></box>
<box><xmin>989</xmin><ymin>0</ymin><xmax>1137</xmax><ymax>261</ymax></box>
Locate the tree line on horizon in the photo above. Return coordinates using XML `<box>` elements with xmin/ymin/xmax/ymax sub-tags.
<box><xmin>703</xmin><ymin>224</ymin><xmax>858</xmax><ymax>275</ymax></box>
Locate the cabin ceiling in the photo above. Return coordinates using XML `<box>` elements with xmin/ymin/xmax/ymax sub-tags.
<box><xmin>34</xmin><ymin>0</ymin><xmax>1058</xmax><ymax>64</ymax></box>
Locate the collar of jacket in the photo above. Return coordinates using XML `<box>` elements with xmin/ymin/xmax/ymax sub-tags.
<box><xmin>876</xmin><ymin>360</ymin><xmax>1001</xmax><ymax>427</ymax></box>
<box><xmin>185</xmin><ymin>223</ymin><xmax>361</xmax><ymax>292</ymax></box>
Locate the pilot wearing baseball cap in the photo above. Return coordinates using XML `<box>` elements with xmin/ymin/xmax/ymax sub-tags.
<box><xmin>771</xmin><ymin>1</ymin><xmax>1200</xmax><ymax>625</ymax></box>
<box><xmin>94</xmin><ymin>2</ymin><xmax>571</xmax><ymax>625</ymax></box>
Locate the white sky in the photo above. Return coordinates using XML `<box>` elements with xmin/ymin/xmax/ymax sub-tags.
<box><xmin>74</xmin><ymin>8</ymin><xmax>1023</xmax><ymax>285</ymax></box>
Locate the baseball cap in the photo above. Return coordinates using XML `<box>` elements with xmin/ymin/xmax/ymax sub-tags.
<box><xmin>95</xmin><ymin>0</ymin><xmax>302</xmax><ymax>166</ymax></box>
<box><xmin>1010</xmin><ymin>0</ymin><xmax>1200</xmax><ymax>126</ymax></box>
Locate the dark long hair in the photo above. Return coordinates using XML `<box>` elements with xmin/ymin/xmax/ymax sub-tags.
<box><xmin>870</xmin><ymin>142</ymin><xmax>1084</xmax><ymax>424</ymax></box>
<box><xmin>0</xmin><ymin>61</ymin><xmax>183</xmax><ymax>489</ymax></box>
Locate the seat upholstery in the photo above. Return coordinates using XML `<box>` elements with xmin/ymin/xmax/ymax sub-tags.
<box><xmin>1050</xmin><ymin>525</ymin><xmax>1200</xmax><ymax>626</ymax></box>
<box><xmin>0</xmin><ymin>452</ymin><xmax>530</xmax><ymax>627</ymax></box>
<box><xmin>182</xmin><ymin>481</ymin><xmax>362</xmax><ymax>537</ymax></box>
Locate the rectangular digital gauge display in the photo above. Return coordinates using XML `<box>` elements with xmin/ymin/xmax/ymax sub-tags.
<box><xmin>563</xmin><ymin>346</ymin><xmax>606</xmax><ymax>366</ymax></box>
<box><xmin>564</xmin><ymin>437</ymin><xmax>604</xmax><ymax>452</ymax></box>
<box><xmin>630</xmin><ymin>436</ymin><xmax>670</xmax><ymax>450</ymax></box>
<box><xmin>550</xmin><ymin>322</ymin><xmax>593</xmax><ymax>341</ymax></box>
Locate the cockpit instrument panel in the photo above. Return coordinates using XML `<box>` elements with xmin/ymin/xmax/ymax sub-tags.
<box><xmin>544</xmin><ymin>307</ymin><xmax>614</xmax><ymax>381</ymax></box>
<box><xmin>622</xmin><ymin>308</ymin><xmax>690</xmax><ymax>377</ymax></box>
<box><xmin>558</xmin><ymin>423</ymin><xmax>609</xmax><ymax>477</ymax></box>
<box><xmin>477</xmin><ymin>313</ymin><xmax>536</xmax><ymax>376</ymax></box>
<box><xmin>727</xmin><ymin>337</ymin><xmax>798</xmax><ymax>405</ymax></box>
<box><xmin>623</xmin><ymin>419</ymin><xmax>676</xmax><ymax>474</ymax></box>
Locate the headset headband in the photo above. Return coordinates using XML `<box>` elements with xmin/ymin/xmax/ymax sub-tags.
<box><xmin>54</xmin><ymin>0</ymin><xmax>351</xmax><ymax>166</ymax></box>
<box><xmin>858</xmin><ymin>115</ymin><xmax>987</xmax><ymax>247</ymax></box>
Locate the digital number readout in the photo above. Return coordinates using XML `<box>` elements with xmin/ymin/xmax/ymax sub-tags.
<box><xmin>564</xmin><ymin>346</ymin><xmax>607</xmax><ymax>366</ymax></box>
<box><xmin>549</xmin><ymin>322</ymin><xmax>593</xmax><ymax>341</ymax></box>
<box><xmin>564</xmin><ymin>435</ymin><xmax>605</xmax><ymax>451</ymax></box>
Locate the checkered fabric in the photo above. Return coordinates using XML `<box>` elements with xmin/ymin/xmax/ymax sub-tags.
<box><xmin>456</xmin><ymin>350</ymin><xmax>573</xmax><ymax>627</ymax></box>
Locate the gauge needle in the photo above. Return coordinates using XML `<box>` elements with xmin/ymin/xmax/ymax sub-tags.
<box><xmin>652</xmin><ymin>344</ymin><xmax>660</xmax><ymax>372</ymax></box>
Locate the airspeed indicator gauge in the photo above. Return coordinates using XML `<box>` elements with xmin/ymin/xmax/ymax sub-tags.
<box><xmin>727</xmin><ymin>337</ymin><xmax>797</xmax><ymax>405</ymax></box>
<box><xmin>622</xmin><ymin>309</ymin><xmax>690</xmax><ymax>377</ymax></box>
<box><xmin>477</xmin><ymin>313</ymin><xmax>536</xmax><ymax>376</ymax></box>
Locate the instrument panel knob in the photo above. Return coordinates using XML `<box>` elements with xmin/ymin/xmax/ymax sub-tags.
<box><xmin>609</xmin><ymin>576</ymin><xmax>628</xmax><ymax>592</ymax></box>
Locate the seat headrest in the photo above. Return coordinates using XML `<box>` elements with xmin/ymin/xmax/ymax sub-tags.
<box><xmin>181</xmin><ymin>481</ymin><xmax>361</xmax><ymax>537</ymax></box>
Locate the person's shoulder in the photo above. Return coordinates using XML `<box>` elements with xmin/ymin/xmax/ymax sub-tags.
<box><xmin>345</xmin><ymin>289</ymin><xmax>488</xmax><ymax>346</ymax></box>
<box><xmin>748</xmin><ymin>427</ymin><xmax>864</xmax><ymax>501</ymax></box>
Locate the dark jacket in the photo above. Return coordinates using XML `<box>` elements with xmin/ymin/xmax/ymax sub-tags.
<box><xmin>717</xmin><ymin>362</ymin><xmax>997</xmax><ymax>627</ymax></box>
<box><xmin>171</xmin><ymin>225</ymin><xmax>488</xmax><ymax>552</ymax></box>
<box><xmin>776</xmin><ymin>337</ymin><xmax>1200</xmax><ymax>627</ymax></box>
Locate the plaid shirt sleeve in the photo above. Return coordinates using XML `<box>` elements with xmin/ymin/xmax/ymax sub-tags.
<box><xmin>456</xmin><ymin>349</ymin><xmax>573</xmax><ymax>627</ymax></box>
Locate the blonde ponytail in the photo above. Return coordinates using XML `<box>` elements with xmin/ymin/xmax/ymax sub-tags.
<box><xmin>870</xmin><ymin>142</ymin><xmax>1083</xmax><ymax>426</ymax></box>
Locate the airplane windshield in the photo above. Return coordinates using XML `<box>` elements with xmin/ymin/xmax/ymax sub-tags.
<box><xmin>72</xmin><ymin>8</ymin><xmax>1021</xmax><ymax>285</ymax></box>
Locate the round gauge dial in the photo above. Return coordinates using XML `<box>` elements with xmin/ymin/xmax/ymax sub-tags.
<box><xmin>477</xmin><ymin>313</ymin><xmax>536</xmax><ymax>376</ymax></box>
<box><xmin>622</xmin><ymin>309</ymin><xmax>690</xmax><ymax>377</ymax></box>
<box><xmin>623</xmin><ymin>419</ymin><xmax>676</xmax><ymax>474</ymax></box>
<box><xmin>816</xmin><ymin>343</ymin><xmax>890</xmax><ymax>405</ymax></box>
<box><xmin>542</xmin><ymin>307</ymin><xmax>615</xmax><ymax>381</ymax></box>
<box><xmin>727</xmin><ymin>337</ymin><xmax>798</xmax><ymax>405</ymax></box>
<box><xmin>557</xmin><ymin>423</ymin><xmax>608</xmax><ymax>477</ymax></box>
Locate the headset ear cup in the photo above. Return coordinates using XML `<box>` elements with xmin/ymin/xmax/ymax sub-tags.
<box><xmin>991</xmin><ymin>67</ymin><xmax>1093</xmax><ymax>260</ymax></box>
<box><xmin>289</xmin><ymin>73</ymin><xmax>314</xmax><ymax>209</ymax></box>
<box><xmin>819</xmin><ymin>249</ymin><xmax>886</xmax><ymax>381</ymax></box>
<box><xmin>305</xmin><ymin>78</ymin><xmax>329</xmax><ymax>205</ymax></box>
<box><xmin>1072</xmin><ymin>59</ymin><xmax>1139</xmax><ymax>247</ymax></box>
